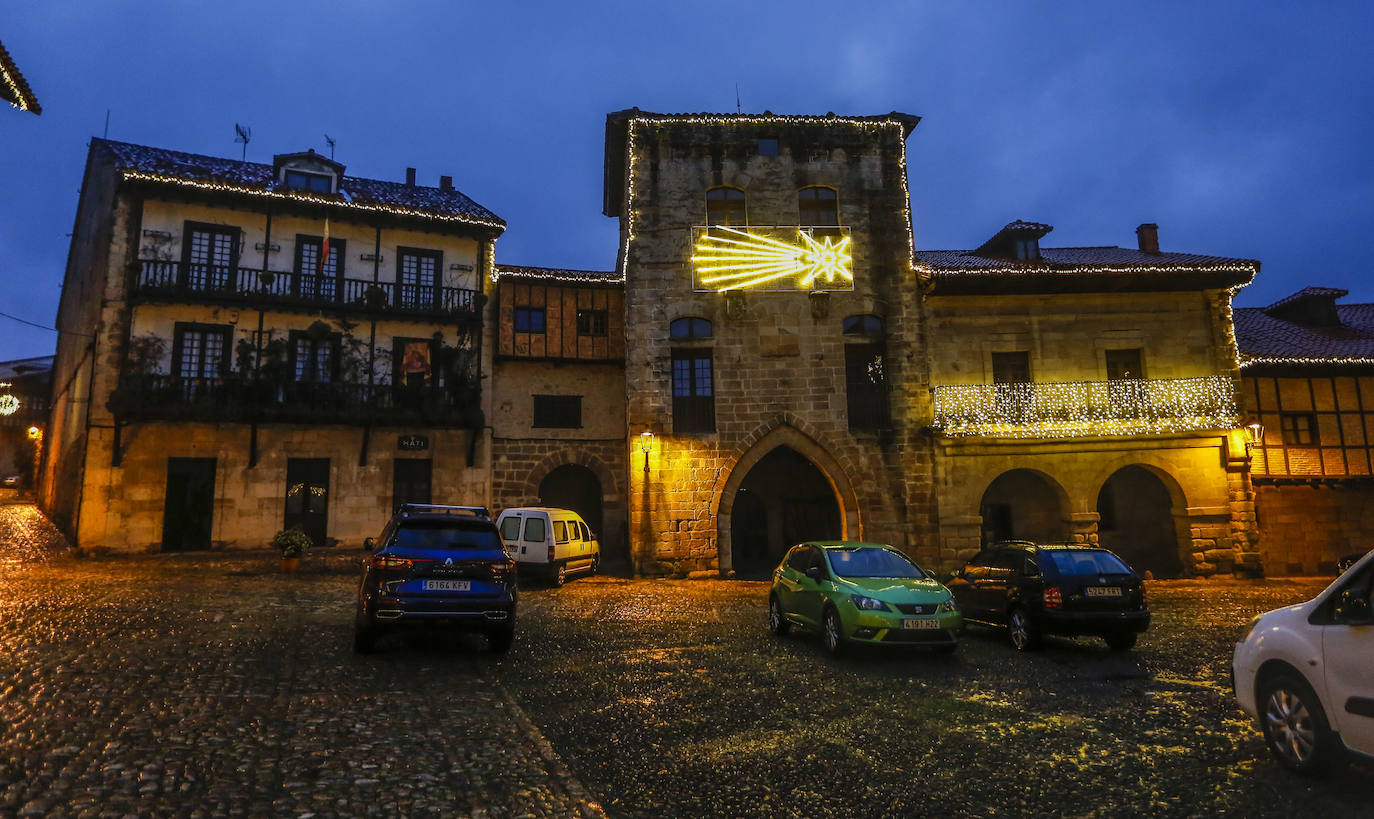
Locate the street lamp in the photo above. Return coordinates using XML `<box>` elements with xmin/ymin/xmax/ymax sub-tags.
<box><xmin>638</xmin><ymin>430</ymin><xmax>654</xmax><ymax>472</ymax></box>
<box><xmin>1244</xmin><ymin>422</ymin><xmax>1264</xmax><ymax>451</ymax></box>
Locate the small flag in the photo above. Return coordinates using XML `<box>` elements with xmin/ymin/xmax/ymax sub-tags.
<box><xmin>318</xmin><ymin>217</ymin><xmax>330</xmax><ymax>277</ymax></box>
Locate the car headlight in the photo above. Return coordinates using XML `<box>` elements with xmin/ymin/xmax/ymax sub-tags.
<box><xmin>850</xmin><ymin>594</ymin><xmax>889</xmax><ymax>611</ymax></box>
<box><xmin>1237</xmin><ymin>614</ymin><xmax>1263</xmax><ymax>644</ymax></box>
<box><xmin>939</xmin><ymin>597</ymin><xmax>958</xmax><ymax>613</ymax></box>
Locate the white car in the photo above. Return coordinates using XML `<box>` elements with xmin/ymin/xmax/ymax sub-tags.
<box><xmin>1233</xmin><ymin>549</ymin><xmax>1374</xmax><ymax>773</ymax></box>
<box><xmin>495</xmin><ymin>507</ymin><xmax>600</xmax><ymax>587</ymax></box>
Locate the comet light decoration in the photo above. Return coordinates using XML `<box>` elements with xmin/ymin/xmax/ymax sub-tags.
<box><xmin>692</xmin><ymin>227</ymin><xmax>853</xmax><ymax>291</ymax></box>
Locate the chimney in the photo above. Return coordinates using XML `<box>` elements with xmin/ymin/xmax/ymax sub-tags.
<box><xmin>1136</xmin><ymin>223</ymin><xmax>1160</xmax><ymax>254</ymax></box>
<box><xmin>439</xmin><ymin>175</ymin><xmax>453</xmax><ymax>191</ymax></box>
<box><xmin>405</xmin><ymin>167</ymin><xmax>416</xmax><ymax>186</ymax></box>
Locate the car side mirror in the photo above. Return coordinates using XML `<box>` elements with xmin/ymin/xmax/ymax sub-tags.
<box><xmin>1337</xmin><ymin>589</ymin><xmax>1374</xmax><ymax>625</ymax></box>
<box><xmin>363</xmin><ymin>537</ymin><xmax>376</xmax><ymax>552</ymax></box>
<box><xmin>804</xmin><ymin>566</ymin><xmax>824</xmax><ymax>582</ymax></box>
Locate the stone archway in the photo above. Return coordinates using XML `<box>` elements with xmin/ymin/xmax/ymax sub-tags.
<box><xmin>729</xmin><ymin>446</ymin><xmax>842</xmax><ymax>580</ymax></box>
<box><xmin>1096</xmin><ymin>465</ymin><xmax>1186</xmax><ymax>577</ymax></box>
<box><xmin>714</xmin><ymin>422</ymin><xmax>859</xmax><ymax>577</ymax></box>
<box><xmin>518</xmin><ymin>448</ymin><xmax>628</xmax><ymax>573</ymax></box>
<box><xmin>978</xmin><ymin>469</ymin><xmax>1071</xmax><ymax>546</ymax></box>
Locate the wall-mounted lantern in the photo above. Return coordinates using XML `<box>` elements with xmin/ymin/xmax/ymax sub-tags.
<box><xmin>1244</xmin><ymin>422</ymin><xmax>1264</xmax><ymax>450</ymax></box>
<box><xmin>639</xmin><ymin>431</ymin><xmax>655</xmax><ymax>473</ymax></box>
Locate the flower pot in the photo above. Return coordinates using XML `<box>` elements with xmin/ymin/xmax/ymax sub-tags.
<box><xmin>281</xmin><ymin>556</ymin><xmax>300</xmax><ymax>573</ymax></box>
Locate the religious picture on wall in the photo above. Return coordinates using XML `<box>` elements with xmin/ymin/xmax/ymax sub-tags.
<box><xmin>402</xmin><ymin>341</ymin><xmax>431</xmax><ymax>387</ymax></box>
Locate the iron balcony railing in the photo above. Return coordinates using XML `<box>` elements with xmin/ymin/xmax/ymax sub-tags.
<box><xmin>109</xmin><ymin>374</ymin><xmax>480</xmax><ymax>428</ymax></box>
<box><xmin>133</xmin><ymin>261</ymin><xmax>480</xmax><ymax>318</ymax></box>
<box><xmin>930</xmin><ymin>375</ymin><xmax>1239</xmax><ymax>439</ymax></box>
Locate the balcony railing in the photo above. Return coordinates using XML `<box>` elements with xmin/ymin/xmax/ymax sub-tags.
<box><xmin>132</xmin><ymin>261</ymin><xmax>480</xmax><ymax>318</ymax></box>
<box><xmin>109</xmin><ymin>374</ymin><xmax>480</xmax><ymax>428</ymax></box>
<box><xmin>930</xmin><ymin>376</ymin><xmax>1239</xmax><ymax>439</ymax></box>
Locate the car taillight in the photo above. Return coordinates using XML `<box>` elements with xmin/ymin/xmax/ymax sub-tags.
<box><xmin>547</xmin><ymin>542</ymin><xmax>554</xmax><ymax>562</ymax></box>
<box><xmin>1043</xmin><ymin>586</ymin><xmax>1062</xmax><ymax>609</ymax></box>
<box><xmin>490</xmin><ymin>560</ymin><xmax>515</xmax><ymax>581</ymax></box>
<box><xmin>370</xmin><ymin>555</ymin><xmax>433</xmax><ymax>571</ymax></box>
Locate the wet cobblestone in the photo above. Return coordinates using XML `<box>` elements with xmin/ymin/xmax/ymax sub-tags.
<box><xmin>0</xmin><ymin>509</ymin><xmax>605</xmax><ymax>818</ymax></box>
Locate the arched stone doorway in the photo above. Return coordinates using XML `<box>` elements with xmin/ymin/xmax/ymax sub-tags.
<box><xmin>538</xmin><ymin>463</ymin><xmax>604</xmax><ymax>549</ymax></box>
<box><xmin>729</xmin><ymin>446</ymin><xmax>842</xmax><ymax>580</ymax></box>
<box><xmin>979</xmin><ymin>469</ymin><xmax>1071</xmax><ymax>546</ymax></box>
<box><xmin>1096</xmin><ymin>465</ymin><xmax>1184</xmax><ymax>577</ymax></box>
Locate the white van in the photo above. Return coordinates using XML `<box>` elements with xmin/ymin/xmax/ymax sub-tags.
<box><xmin>495</xmin><ymin>507</ymin><xmax>601</xmax><ymax>586</ymax></box>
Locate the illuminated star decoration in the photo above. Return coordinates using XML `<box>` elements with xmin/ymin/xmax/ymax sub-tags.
<box><xmin>0</xmin><ymin>393</ymin><xmax>18</xmax><ymax>417</ymax></box>
<box><xmin>692</xmin><ymin>227</ymin><xmax>853</xmax><ymax>291</ymax></box>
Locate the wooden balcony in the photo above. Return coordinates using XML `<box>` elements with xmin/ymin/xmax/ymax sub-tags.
<box><xmin>131</xmin><ymin>261</ymin><xmax>482</xmax><ymax>320</ymax></box>
<box><xmin>930</xmin><ymin>376</ymin><xmax>1239</xmax><ymax>439</ymax></box>
<box><xmin>109</xmin><ymin>374</ymin><xmax>481</xmax><ymax>428</ymax></box>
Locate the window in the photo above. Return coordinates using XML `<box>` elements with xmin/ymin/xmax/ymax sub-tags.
<box><xmin>515</xmin><ymin>307</ymin><xmax>546</xmax><ymax>333</ymax></box>
<box><xmin>523</xmin><ymin>516</ymin><xmax>546</xmax><ymax>543</ymax></box>
<box><xmin>991</xmin><ymin>351</ymin><xmax>1032</xmax><ymax>422</ymax></box>
<box><xmin>669</xmin><ymin>317</ymin><xmax>712</xmax><ymax>341</ymax></box>
<box><xmin>182</xmin><ymin>222</ymin><xmax>238</xmax><ymax>291</ymax></box>
<box><xmin>1105</xmin><ymin>349</ymin><xmax>1144</xmax><ymax>380</ymax></box>
<box><xmin>845</xmin><ymin>342</ymin><xmax>890</xmax><ymax>431</ymax></box>
<box><xmin>533</xmin><ymin>395</ymin><xmax>582</xmax><ymax>428</ymax></box>
<box><xmin>1281</xmin><ymin>413</ymin><xmax>1319</xmax><ymax>446</ymax></box>
<box><xmin>283</xmin><ymin>170</ymin><xmax>333</xmax><ymax>193</ymax></box>
<box><xmin>1014</xmin><ymin>238</ymin><xmax>1040</xmax><ymax>261</ymax></box>
<box><xmin>567</xmin><ymin>521</ymin><xmax>581</xmax><ymax>542</ymax></box>
<box><xmin>757</xmin><ymin>138</ymin><xmax>779</xmax><ymax>156</ymax></box>
<box><xmin>799</xmin><ymin>187</ymin><xmax>839</xmax><ymax>226</ymax></box>
<box><xmin>576</xmin><ymin>309</ymin><xmax>608</xmax><ymax>337</ymax></box>
<box><xmin>671</xmin><ymin>350</ymin><xmax>715</xmax><ymax>433</ymax></box>
<box><xmin>293</xmin><ymin>235</ymin><xmax>345</xmax><ymax>299</ymax></box>
<box><xmin>842</xmin><ymin>314</ymin><xmax>882</xmax><ymax>336</ymax></box>
<box><xmin>706</xmin><ymin>187</ymin><xmax>747</xmax><ymax>226</ymax></box>
<box><xmin>289</xmin><ymin>331</ymin><xmax>339</xmax><ymax>383</ymax></box>
<box><xmin>172</xmin><ymin>323</ymin><xmax>230</xmax><ymax>380</ymax></box>
<box><xmin>580</xmin><ymin>521</ymin><xmax>591</xmax><ymax>541</ymax></box>
<box><xmin>554</xmin><ymin>520</ymin><xmax>568</xmax><ymax>543</ymax></box>
<box><xmin>500</xmin><ymin>516</ymin><xmax>522</xmax><ymax>541</ymax></box>
<box><xmin>397</xmin><ymin>247</ymin><xmax>442</xmax><ymax>309</ymax></box>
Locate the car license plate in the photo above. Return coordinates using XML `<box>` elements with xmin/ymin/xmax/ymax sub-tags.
<box><xmin>902</xmin><ymin>618</ymin><xmax>940</xmax><ymax>630</ymax></box>
<box><xmin>424</xmin><ymin>580</ymin><xmax>471</xmax><ymax>591</ymax></box>
<box><xmin>1085</xmin><ymin>587</ymin><xmax>1121</xmax><ymax>597</ymax></box>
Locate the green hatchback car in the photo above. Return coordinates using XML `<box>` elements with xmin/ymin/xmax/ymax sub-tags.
<box><xmin>769</xmin><ymin>541</ymin><xmax>962</xmax><ymax>656</ymax></box>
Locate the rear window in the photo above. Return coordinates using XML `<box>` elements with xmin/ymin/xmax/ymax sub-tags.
<box><xmin>499</xmin><ymin>516</ymin><xmax>521</xmax><ymax>541</ymax></box>
<box><xmin>523</xmin><ymin>516</ymin><xmax>546</xmax><ymax>543</ymax></box>
<box><xmin>1045</xmin><ymin>550</ymin><xmax>1132</xmax><ymax>576</ymax></box>
<box><xmin>393</xmin><ymin>520</ymin><xmax>500</xmax><ymax>551</ymax></box>
<box><xmin>826</xmin><ymin>547</ymin><xmax>924</xmax><ymax>579</ymax></box>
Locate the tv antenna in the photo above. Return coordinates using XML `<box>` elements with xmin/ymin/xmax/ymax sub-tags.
<box><xmin>234</xmin><ymin>123</ymin><xmax>252</xmax><ymax>160</ymax></box>
<box><xmin>736</xmin><ymin>84</ymin><xmax>742</xmax><ymax>114</ymax></box>
<box><xmin>324</xmin><ymin>134</ymin><xmax>336</xmax><ymax>159</ymax></box>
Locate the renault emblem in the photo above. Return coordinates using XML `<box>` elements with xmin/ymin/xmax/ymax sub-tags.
<box><xmin>445</xmin><ymin>557</ymin><xmax>454</xmax><ymax>566</ymax></box>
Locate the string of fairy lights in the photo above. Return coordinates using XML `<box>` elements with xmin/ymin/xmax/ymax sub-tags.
<box><xmin>914</xmin><ymin>261</ymin><xmax>1259</xmax><ymax>277</ymax></box>
<box><xmin>1241</xmin><ymin>356</ymin><xmax>1374</xmax><ymax>368</ymax></box>
<box><xmin>930</xmin><ymin>375</ymin><xmax>1240</xmax><ymax>439</ymax></box>
<box><xmin>120</xmin><ymin>171</ymin><xmax>507</xmax><ymax>231</ymax></box>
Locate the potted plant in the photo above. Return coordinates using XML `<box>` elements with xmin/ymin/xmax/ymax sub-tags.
<box><xmin>274</xmin><ymin>527</ymin><xmax>313</xmax><ymax>573</ymax></box>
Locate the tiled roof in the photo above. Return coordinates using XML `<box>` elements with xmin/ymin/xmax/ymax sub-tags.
<box><xmin>0</xmin><ymin>40</ymin><xmax>41</xmax><ymax>115</ymax></box>
<box><xmin>495</xmin><ymin>264</ymin><xmax>621</xmax><ymax>283</ymax></box>
<box><xmin>1235</xmin><ymin>302</ymin><xmax>1374</xmax><ymax>363</ymax></box>
<box><xmin>916</xmin><ymin>246</ymin><xmax>1257</xmax><ymax>270</ymax></box>
<box><xmin>92</xmin><ymin>139</ymin><xmax>504</xmax><ymax>227</ymax></box>
<box><xmin>1263</xmin><ymin>286</ymin><xmax>1348</xmax><ymax>313</ymax></box>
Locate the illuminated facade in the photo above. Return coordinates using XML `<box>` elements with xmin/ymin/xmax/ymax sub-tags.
<box><xmin>1235</xmin><ymin>287</ymin><xmax>1374</xmax><ymax>574</ymax></box>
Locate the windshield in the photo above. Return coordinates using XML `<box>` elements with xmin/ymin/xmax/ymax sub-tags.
<box><xmin>1046</xmin><ymin>550</ymin><xmax>1132</xmax><ymax>576</ymax></box>
<box><xmin>826</xmin><ymin>547</ymin><xmax>925</xmax><ymax>579</ymax></box>
<box><xmin>393</xmin><ymin>520</ymin><xmax>501</xmax><ymax>551</ymax></box>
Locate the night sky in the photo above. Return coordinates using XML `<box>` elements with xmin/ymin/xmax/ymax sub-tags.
<box><xmin>4</xmin><ymin>1</ymin><xmax>1372</xmax><ymax>361</ymax></box>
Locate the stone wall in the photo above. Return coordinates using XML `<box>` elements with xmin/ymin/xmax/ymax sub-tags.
<box><xmin>1255</xmin><ymin>483</ymin><xmax>1374</xmax><ymax>574</ymax></box>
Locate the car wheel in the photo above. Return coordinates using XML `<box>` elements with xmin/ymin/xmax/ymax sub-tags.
<box><xmin>1104</xmin><ymin>631</ymin><xmax>1138</xmax><ymax>651</ymax></box>
<box><xmin>487</xmin><ymin>622</ymin><xmax>515</xmax><ymax>653</ymax></box>
<box><xmin>1259</xmin><ymin>670</ymin><xmax>1345</xmax><ymax>775</ymax></box>
<box><xmin>353</xmin><ymin>624</ymin><xmax>378</xmax><ymax>654</ymax></box>
<box><xmin>822</xmin><ymin>607</ymin><xmax>846</xmax><ymax>657</ymax></box>
<box><xmin>1007</xmin><ymin>607</ymin><xmax>1041</xmax><ymax>651</ymax></box>
<box><xmin>553</xmin><ymin>563</ymin><xmax>567</xmax><ymax>588</ymax></box>
<box><xmin>768</xmin><ymin>596</ymin><xmax>792</xmax><ymax>636</ymax></box>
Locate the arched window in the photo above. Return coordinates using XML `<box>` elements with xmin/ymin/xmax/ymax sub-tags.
<box><xmin>799</xmin><ymin>186</ymin><xmax>838</xmax><ymax>226</ymax></box>
<box><xmin>706</xmin><ymin>187</ymin><xmax>746</xmax><ymax>227</ymax></box>
<box><xmin>670</xmin><ymin>317</ymin><xmax>713</xmax><ymax>341</ymax></box>
<box><xmin>841</xmin><ymin>314</ymin><xmax>883</xmax><ymax>336</ymax></box>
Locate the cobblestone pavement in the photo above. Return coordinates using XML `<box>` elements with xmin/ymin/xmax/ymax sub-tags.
<box><xmin>0</xmin><ymin>494</ymin><xmax>69</xmax><ymax>568</ymax></box>
<box><xmin>0</xmin><ymin>515</ymin><xmax>605</xmax><ymax>818</ymax></box>
<box><xmin>2</xmin><ymin>504</ymin><xmax>1369</xmax><ymax>817</ymax></box>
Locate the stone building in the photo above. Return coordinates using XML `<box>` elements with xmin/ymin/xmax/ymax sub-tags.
<box><xmin>919</xmin><ymin>222</ymin><xmax>1261</xmax><ymax>576</ymax></box>
<box><xmin>1236</xmin><ymin>287</ymin><xmax>1374</xmax><ymax>574</ymax></box>
<box><xmin>40</xmin><ymin>139</ymin><xmax>503</xmax><ymax>551</ymax></box>
<box><xmin>0</xmin><ymin>356</ymin><xmax>51</xmax><ymax>487</ymax></box>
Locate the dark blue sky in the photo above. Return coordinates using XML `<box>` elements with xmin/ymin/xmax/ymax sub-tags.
<box><xmin>4</xmin><ymin>1</ymin><xmax>1372</xmax><ymax>360</ymax></box>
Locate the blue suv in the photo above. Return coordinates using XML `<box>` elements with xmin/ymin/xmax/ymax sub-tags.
<box><xmin>354</xmin><ymin>504</ymin><xmax>517</xmax><ymax>653</ymax></box>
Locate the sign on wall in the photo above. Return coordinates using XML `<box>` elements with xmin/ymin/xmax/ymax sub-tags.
<box><xmin>691</xmin><ymin>226</ymin><xmax>853</xmax><ymax>292</ymax></box>
<box><xmin>398</xmin><ymin>434</ymin><xmax>429</xmax><ymax>451</ymax></box>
